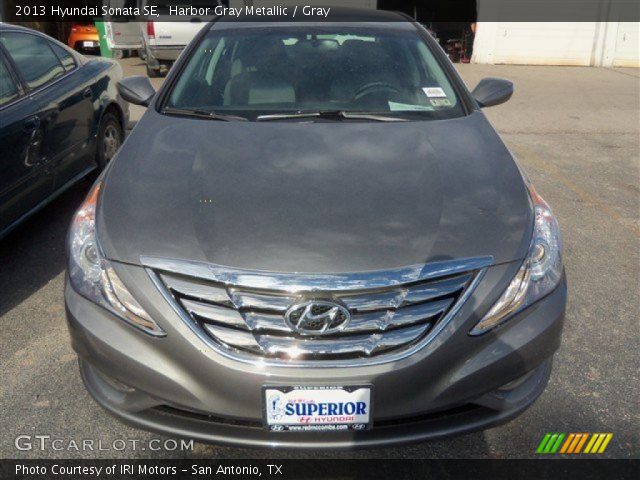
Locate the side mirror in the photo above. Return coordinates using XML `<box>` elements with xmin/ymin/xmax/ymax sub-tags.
<box><xmin>117</xmin><ymin>76</ymin><xmax>156</xmax><ymax>107</ymax></box>
<box><xmin>471</xmin><ymin>77</ymin><xmax>514</xmax><ymax>108</ymax></box>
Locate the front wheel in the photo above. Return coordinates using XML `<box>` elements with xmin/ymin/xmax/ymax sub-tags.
<box><xmin>96</xmin><ymin>112</ymin><xmax>123</xmax><ymax>169</ymax></box>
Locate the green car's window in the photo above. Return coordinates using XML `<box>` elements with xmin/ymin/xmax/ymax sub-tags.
<box><xmin>167</xmin><ymin>25</ymin><xmax>463</xmax><ymax>120</ymax></box>
<box><xmin>0</xmin><ymin>59</ymin><xmax>20</xmax><ymax>106</ymax></box>
<box><xmin>0</xmin><ymin>32</ymin><xmax>65</xmax><ymax>90</ymax></box>
<box><xmin>49</xmin><ymin>41</ymin><xmax>77</xmax><ymax>72</ymax></box>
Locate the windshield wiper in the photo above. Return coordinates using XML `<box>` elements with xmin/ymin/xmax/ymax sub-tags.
<box><xmin>162</xmin><ymin>107</ymin><xmax>248</xmax><ymax>122</ymax></box>
<box><xmin>256</xmin><ymin>110</ymin><xmax>407</xmax><ymax>122</ymax></box>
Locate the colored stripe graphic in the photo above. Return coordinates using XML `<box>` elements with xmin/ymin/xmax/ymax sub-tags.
<box><xmin>573</xmin><ymin>433</ymin><xmax>589</xmax><ymax>453</ymax></box>
<box><xmin>584</xmin><ymin>433</ymin><xmax>613</xmax><ymax>454</ymax></box>
<box><xmin>536</xmin><ymin>433</ymin><xmax>552</xmax><ymax>454</ymax></box>
<box><xmin>597</xmin><ymin>433</ymin><xmax>613</xmax><ymax>453</ymax></box>
<box><xmin>538</xmin><ymin>433</ymin><xmax>612</xmax><ymax>454</ymax></box>
<box><xmin>550</xmin><ymin>433</ymin><xmax>565</xmax><ymax>453</ymax></box>
<box><xmin>559</xmin><ymin>433</ymin><xmax>575</xmax><ymax>453</ymax></box>
<box><xmin>590</xmin><ymin>434</ymin><xmax>606</xmax><ymax>453</ymax></box>
<box><xmin>544</xmin><ymin>434</ymin><xmax>559</xmax><ymax>453</ymax></box>
<box><xmin>584</xmin><ymin>433</ymin><xmax>599</xmax><ymax>453</ymax></box>
<box><xmin>536</xmin><ymin>433</ymin><xmax>565</xmax><ymax>454</ymax></box>
<box><xmin>561</xmin><ymin>433</ymin><xmax>587</xmax><ymax>453</ymax></box>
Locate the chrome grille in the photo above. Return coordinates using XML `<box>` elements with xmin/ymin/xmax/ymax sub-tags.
<box><xmin>145</xmin><ymin>256</ymin><xmax>490</xmax><ymax>364</ymax></box>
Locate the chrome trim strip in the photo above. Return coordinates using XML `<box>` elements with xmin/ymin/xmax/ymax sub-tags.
<box><xmin>284</xmin><ymin>298</ymin><xmax>450</xmax><ymax>333</ymax></box>
<box><xmin>189</xmin><ymin>298</ymin><xmax>450</xmax><ymax>335</ymax></box>
<box><xmin>340</xmin><ymin>274</ymin><xmax>471</xmax><ymax>311</ymax></box>
<box><xmin>145</xmin><ymin>256</ymin><xmax>492</xmax><ymax>368</ymax></box>
<box><xmin>202</xmin><ymin>323</ymin><xmax>430</xmax><ymax>358</ymax></box>
<box><xmin>160</xmin><ymin>273</ymin><xmax>232</xmax><ymax>305</ymax></box>
<box><xmin>142</xmin><ymin>256</ymin><xmax>493</xmax><ymax>292</ymax></box>
<box><xmin>402</xmin><ymin>274</ymin><xmax>472</xmax><ymax>306</ymax></box>
<box><xmin>180</xmin><ymin>299</ymin><xmax>247</xmax><ymax>330</ymax></box>
<box><xmin>229</xmin><ymin>290</ymin><xmax>294</xmax><ymax>312</ymax></box>
<box><xmin>165</xmin><ymin>271</ymin><xmax>469</xmax><ymax>314</ymax></box>
<box><xmin>202</xmin><ymin>323</ymin><xmax>261</xmax><ymax>351</ymax></box>
<box><xmin>255</xmin><ymin>324</ymin><xmax>430</xmax><ymax>358</ymax></box>
<box><xmin>242</xmin><ymin>311</ymin><xmax>291</xmax><ymax>332</ymax></box>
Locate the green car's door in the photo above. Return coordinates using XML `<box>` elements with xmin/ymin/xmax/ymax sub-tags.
<box><xmin>0</xmin><ymin>50</ymin><xmax>51</xmax><ymax>235</ymax></box>
<box><xmin>34</xmin><ymin>40</ymin><xmax>96</xmax><ymax>189</ymax></box>
<box><xmin>1</xmin><ymin>31</ymin><xmax>95</xmax><ymax>193</ymax></box>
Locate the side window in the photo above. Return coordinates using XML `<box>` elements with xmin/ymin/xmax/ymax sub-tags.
<box><xmin>0</xmin><ymin>59</ymin><xmax>20</xmax><ymax>106</ymax></box>
<box><xmin>0</xmin><ymin>32</ymin><xmax>65</xmax><ymax>89</ymax></box>
<box><xmin>49</xmin><ymin>42</ymin><xmax>77</xmax><ymax>72</ymax></box>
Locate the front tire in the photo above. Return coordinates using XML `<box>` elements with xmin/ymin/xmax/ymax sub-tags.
<box><xmin>96</xmin><ymin>112</ymin><xmax>123</xmax><ymax>170</ymax></box>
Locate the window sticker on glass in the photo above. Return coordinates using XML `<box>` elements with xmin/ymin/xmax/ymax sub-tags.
<box><xmin>430</xmin><ymin>98</ymin><xmax>452</xmax><ymax>107</ymax></box>
<box><xmin>423</xmin><ymin>87</ymin><xmax>447</xmax><ymax>98</ymax></box>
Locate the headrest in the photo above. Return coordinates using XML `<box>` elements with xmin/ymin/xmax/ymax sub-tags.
<box><xmin>236</xmin><ymin>37</ymin><xmax>287</xmax><ymax>68</ymax></box>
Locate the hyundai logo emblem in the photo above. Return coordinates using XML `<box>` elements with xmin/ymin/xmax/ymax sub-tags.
<box><xmin>284</xmin><ymin>300</ymin><xmax>351</xmax><ymax>335</ymax></box>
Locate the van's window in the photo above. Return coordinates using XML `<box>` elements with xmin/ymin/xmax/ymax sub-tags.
<box><xmin>166</xmin><ymin>25</ymin><xmax>464</xmax><ymax>120</ymax></box>
<box><xmin>0</xmin><ymin>33</ymin><xmax>66</xmax><ymax>89</ymax></box>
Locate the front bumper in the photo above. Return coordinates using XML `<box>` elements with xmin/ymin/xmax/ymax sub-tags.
<box><xmin>65</xmin><ymin>263</ymin><xmax>566</xmax><ymax>448</ymax></box>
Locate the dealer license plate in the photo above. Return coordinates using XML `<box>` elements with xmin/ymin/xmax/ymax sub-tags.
<box><xmin>263</xmin><ymin>385</ymin><xmax>372</xmax><ymax>432</ymax></box>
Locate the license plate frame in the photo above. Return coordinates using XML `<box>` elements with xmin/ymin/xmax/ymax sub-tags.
<box><xmin>263</xmin><ymin>385</ymin><xmax>373</xmax><ymax>432</ymax></box>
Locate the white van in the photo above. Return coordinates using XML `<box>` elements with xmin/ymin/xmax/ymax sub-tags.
<box><xmin>103</xmin><ymin>1</ymin><xmax>143</xmax><ymax>59</ymax></box>
<box><xmin>104</xmin><ymin>21</ymin><xmax>143</xmax><ymax>59</ymax></box>
<box><xmin>140</xmin><ymin>0</ymin><xmax>218</xmax><ymax>77</ymax></box>
<box><xmin>104</xmin><ymin>1</ymin><xmax>219</xmax><ymax>76</ymax></box>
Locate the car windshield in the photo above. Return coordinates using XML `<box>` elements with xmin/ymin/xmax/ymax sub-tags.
<box><xmin>165</xmin><ymin>24</ymin><xmax>465</xmax><ymax>121</ymax></box>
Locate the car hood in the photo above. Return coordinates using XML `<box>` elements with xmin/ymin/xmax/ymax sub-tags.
<box><xmin>98</xmin><ymin>110</ymin><xmax>532</xmax><ymax>273</ymax></box>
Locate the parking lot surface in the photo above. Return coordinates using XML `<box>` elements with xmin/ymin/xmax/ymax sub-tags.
<box><xmin>1</xmin><ymin>58</ymin><xmax>638</xmax><ymax>459</ymax></box>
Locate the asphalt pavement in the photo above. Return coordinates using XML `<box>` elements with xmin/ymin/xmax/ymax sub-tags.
<box><xmin>0</xmin><ymin>58</ymin><xmax>638</xmax><ymax>459</ymax></box>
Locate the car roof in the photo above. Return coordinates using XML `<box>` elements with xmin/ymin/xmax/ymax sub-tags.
<box><xmin>0</xmin><ymin>22</ymin><xmax>36</xmax><ymax>32</ymax></box>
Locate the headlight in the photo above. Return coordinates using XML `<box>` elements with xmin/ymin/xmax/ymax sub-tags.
<box><xmin>470</xmin><ymin>184</ymin><xmax>563</xmax><ymax>334</ymax></box>
<box><xmin>68</xmin><ymin>180</ymin><xmax>165</xmax><ymax>336</ymax></box>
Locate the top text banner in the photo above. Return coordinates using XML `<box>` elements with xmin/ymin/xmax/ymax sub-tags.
<box><xmin>4</xmin><ymin>0</ymin><xmax>640</xmax><ymax>23</ymax></box>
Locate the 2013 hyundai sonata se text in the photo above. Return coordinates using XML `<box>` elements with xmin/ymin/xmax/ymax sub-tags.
<box><xmin>65</xmin><ymin>10</ymin><xmax>567</xmax><ymax>448</ymax></box>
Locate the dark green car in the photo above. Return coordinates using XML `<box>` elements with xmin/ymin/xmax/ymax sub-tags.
<box><xmin>0</xmin><ymin>24</ymin><xmax>128</xmax><ymax>239</ymax></box>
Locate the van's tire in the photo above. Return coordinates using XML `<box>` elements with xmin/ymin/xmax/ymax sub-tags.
<box><xmin>96</xmin><ymin>112</ymin><xmax>123</xmax><ymax>170</ymax></box>
<box><xmin>146</xmin><ymin>62</ymin><xmax>160</xmax><ymax>78</ymax></box>
<box><xmin>159</xmin><ymin>62</ymin><xmax>172</xmax><ymax>76</ymax></box>
<box><xmin>113</xmin><ymin>49</ymin><xmax>124</xmax><ymax>60</ymax></box>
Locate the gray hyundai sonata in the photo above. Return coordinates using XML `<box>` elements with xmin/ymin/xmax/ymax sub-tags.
<box><xmin>65</xmin><ymin>10</ymin><xmax>566</xmax><ymax>448</ymax></box>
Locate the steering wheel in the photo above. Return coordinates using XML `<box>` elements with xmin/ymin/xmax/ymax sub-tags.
<box><xmin>353</xmin><ymin>82</ymin><xmax>401</xmax><ymax>101</ymax></box>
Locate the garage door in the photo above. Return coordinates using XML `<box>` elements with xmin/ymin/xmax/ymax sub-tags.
<box><xmin>473</xmin><ymin>22</ymin><xmax>599</xmax><ymax>66</ymax></box>
<box><xmin>612</xmin><ymin>22</ymin><xmax>639</xmax><ymax>67</ymax></box>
